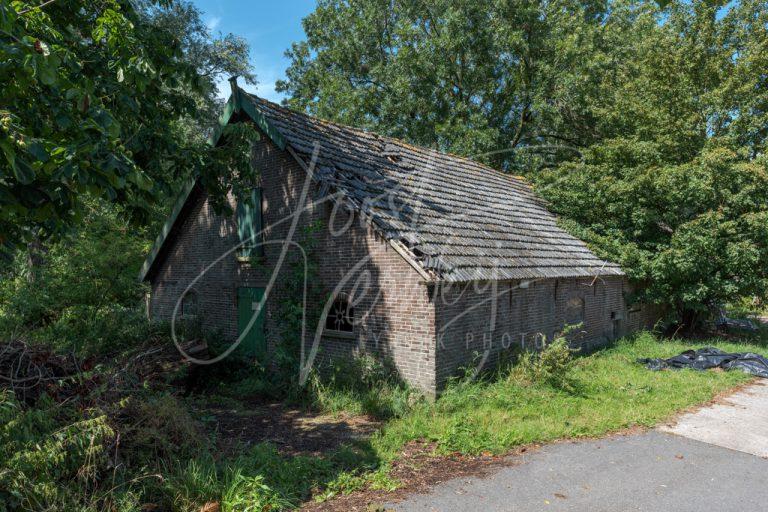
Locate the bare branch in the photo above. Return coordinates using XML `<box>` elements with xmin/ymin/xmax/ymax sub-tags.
<box><xmin>18</xmin><ymin>0</ymin><xmax>57</xmax><ymax>16</ymax></box>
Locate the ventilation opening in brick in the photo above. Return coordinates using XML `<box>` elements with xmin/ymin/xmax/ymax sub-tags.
<box><xmin>325</xmin><ymin>294</ymin><xmax>354</xmax><ymax>333</ymax></box>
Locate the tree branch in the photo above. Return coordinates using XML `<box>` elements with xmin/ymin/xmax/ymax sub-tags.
<box><xmin>510</xmin><ymin>103</ymin><xmax>529</xmax><ymax>148</ymax></box>
<box><xmin>18</xmin><ymin>0</ymin><xmax>57</xmax><ymax>16</ymax></box>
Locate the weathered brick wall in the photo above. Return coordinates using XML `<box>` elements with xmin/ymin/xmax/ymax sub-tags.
<box><xmin>433</xmin><ymin>276</ymin><xmax>659</xmax><ymax>388</ymax></box>
<box><xmin>148</xmin><ymin>187</ymin><xmax>241</xmax><ymax>339</ymax></box>
<box><xmin>147</xmin><ymin>123</ymin><xmax>659</xmax><ymax>396</ymax></box>
<box><xmin>148</xmin><ymin>132</ymin><xmax>437</xmax><ymax>393</ymax></box>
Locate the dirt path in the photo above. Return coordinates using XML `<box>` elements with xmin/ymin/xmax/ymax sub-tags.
<box><xmin>192</xmin><ymin>397</ymin><xmax>380</xmax><ymax>456</ymax></box>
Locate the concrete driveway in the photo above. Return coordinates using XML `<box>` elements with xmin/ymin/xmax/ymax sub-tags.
<box><xmin>660</xmin><ymin>381</ymin><xmax>768</xmax><ymax>457</ymax></box>
<box><xmin>391</xmin><ymin>382</ymin><xmax>768</xmax><ymax>512</ymax></box>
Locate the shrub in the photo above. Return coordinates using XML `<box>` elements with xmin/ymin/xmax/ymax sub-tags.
<box><xmin>0</xmin><ymin>390</ymin><xmax>115</xmax><ymax>511</ymax></box>
<box><xmin>118</xmin><ymin>393</ymin><xmax>205</xmax><ymax>465</ymax></box>
<box><xmin>0</xmin><ymin>204</ymin><xmax>150</xmax><ymax>357</ymax></box>
<box><xmin>221</xmin><ymin>471</ymin><xmax>293</xmax><ymax>512</ymax></box>
<box><xmin>514</xmin><ymin>335</ymin><xmax>578</xmax><ymax>390</ymax></box>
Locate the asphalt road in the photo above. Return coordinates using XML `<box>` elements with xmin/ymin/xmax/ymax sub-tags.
<box><xmin>391</xmin><ymin>382</ymin><xmax>768</xmax><ymax>512</ymax></box>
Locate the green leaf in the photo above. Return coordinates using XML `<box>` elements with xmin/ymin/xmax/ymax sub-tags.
<box><xmin>27</xmin><ymin>142</ymin><xmax>48</xmax><ymax>161</ymax></box>
<box><xmin>128</xmin><ymin>171</ymin><xmax>153</xmax><ymax>192</ymax></box>
<box><xmin>36</xmin><ymin>57</ymin><xmax>57</xmax><ymax>86</ymax></box>
<box><xmin>0</xmin><ymin>138</ymin><xmax>14</xmax><ymax>163</ymax></box>
<box><xmin>13</xmin><ymin>158</ymin><xmax>36</xmax><ymax>185</ymax></box>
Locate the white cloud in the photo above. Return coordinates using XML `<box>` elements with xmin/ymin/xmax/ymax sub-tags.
<box><xmin>206</xmin><ymin>16</ymin><xmax>221</xmax><ymax>32</ymax></box>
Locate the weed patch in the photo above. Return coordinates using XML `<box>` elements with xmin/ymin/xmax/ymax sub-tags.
<box><xmin>372</xmin><ymin>332</ymin><xmax>764</xmax><ymax>457</ymax></box>
<box><xmin>1</xmin><ymin>331</ymin><xmax>765</xmax><ymax>511</ymax></box>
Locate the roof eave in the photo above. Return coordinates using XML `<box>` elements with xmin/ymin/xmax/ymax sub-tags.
<box><xmin>137</xmin><ymin>178</ymin><xmax>198</xmax><ymax>282</ymax></box>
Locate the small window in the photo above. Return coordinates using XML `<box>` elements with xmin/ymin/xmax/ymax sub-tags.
<box><xmin>565</xmin><ymin>296</ymin><xmax>584</xmax><ymax>325</ymax></box>
<box><xmin>325</xmin><ymin>293</ymin><xmax>354</xmax><ymax>333</ymax></box>
<box><xmin>181</xmin><ymin>290</ymin><xmax>199</xmax><ymax>317</ymax></box>
<box><xmin>236</xmin><ymin>188</ymin><xmax>264</xmax><ymax>259</ymax></box>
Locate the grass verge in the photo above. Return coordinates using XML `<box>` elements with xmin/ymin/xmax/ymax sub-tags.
<box><xmin>372</xmin><ymin>331</ymin><xmax>762</xmax><ymax>457</ymax></box>
<box><xmin>2</xmin><ymin>330</ymin><xmax>766</xmax><ymax>511</ymax></box>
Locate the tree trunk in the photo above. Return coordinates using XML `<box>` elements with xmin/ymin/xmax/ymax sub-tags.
<box><xmin>26</xmin><ymin>237</ymin><xmax>46</xmax><ymax>283</ymax></box>
<box><xmin>679</xmin><ymin>308</ymin><xmax>700</xmax><ymax>335</ymax></box>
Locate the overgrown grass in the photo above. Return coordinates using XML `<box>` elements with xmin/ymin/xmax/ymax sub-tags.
<box><xmin>209</xmin><ymin>352</ymin><xmax>417</xmax><ymax>421</ymax></box>
<box><xmin>372</xmin><ymin>331</ymin><xmax>765</xmax><ymax>457</ymax></box>
<box><xmin>2</xmin><ymin>330</ymin><xmax>766</xmax><ymax>511</ymax></box>
<box><xmin>158</xmin><ymin>443</ymin><xmax>388</xmax><ymax>511</ymax></box>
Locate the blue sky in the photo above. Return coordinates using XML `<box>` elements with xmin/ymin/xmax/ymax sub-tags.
<box><xmin>192</xmin><ymin>0</ymin><xmax>317</xmax><ymax>102</ymax></box>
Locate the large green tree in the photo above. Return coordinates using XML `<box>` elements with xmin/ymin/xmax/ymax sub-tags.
<box><xmin>536</xmin><ymin>0</ymin><xmax>768</xmax><ymax>326</ymax></box>
<box><xmin>0</xmin><ymin>0</ymin><xmax>254</xmax><ymax>252</ymax></box>
<box><xmin>277</xmin><ymin>0</ymin><xmax>614</xmax><ymax>167</ymax></box>
<box><xmin>279</xmin><ymin>0</ymin><xmax>768</xmax><ymax>325</ymax></box>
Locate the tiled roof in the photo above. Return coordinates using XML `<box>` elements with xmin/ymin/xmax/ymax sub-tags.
<box><xmin>246</xmin><ymin>93</ymin><xmax>622</xmax><ymax>282</ymax></box>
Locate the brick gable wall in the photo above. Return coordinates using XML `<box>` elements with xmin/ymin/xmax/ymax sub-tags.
<box><xmin>148</xmin><ymin>133</ymin><xmax>437</xmax><ymax>393</ymax></box>
<box><xmin>148</xmin><ymin>125</ymin><xmax>659</xmax><ymax>395</ymax></box>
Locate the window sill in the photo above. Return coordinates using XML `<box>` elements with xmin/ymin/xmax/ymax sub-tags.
<box><xmin>323</xmin><ymin>330</ymin><xmax>356</xmax><ymax>340</ymax></box>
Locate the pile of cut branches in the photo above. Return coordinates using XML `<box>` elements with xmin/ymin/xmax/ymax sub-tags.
<box><xmin>0</xmin><ymin>336</ymin><xmax>209</xmax><ymax>407</ymax></box>
<box><xmin>0</xmin><ymin>339</ymin><xmax>87</xmax><ymax>404</ymax></box>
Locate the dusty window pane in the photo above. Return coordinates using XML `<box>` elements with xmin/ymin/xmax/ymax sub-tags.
<box><xmin>325</xmin><ymin>294</ymin><xmax>354</xmax><ymax>333</ymax></box>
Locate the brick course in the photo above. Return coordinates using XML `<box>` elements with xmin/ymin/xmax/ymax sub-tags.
<box><xmin>148</xmin><ymin>133</ymin><xmax>657</xmax><ymax>395</ymax></box>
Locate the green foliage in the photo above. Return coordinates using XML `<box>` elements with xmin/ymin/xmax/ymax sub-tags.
<box><xmin>282</xmin><ymin>0</ymin><xmax>767</xmax><ymax>167</ymax></box>
<box><xmin>271</xmin><ymin>219</ymin><xmax>325</xmax><ymax>387</ymax></box>
<box><xmin>0</xmin><ymin>203</ymin><xmax>153</xmax><ymax>355</ymax></box>
<box><xmin>537</xmin><ymin>144</ymin><xmax>768</xmax><ymax>324</ymax></box>
<box><xmin>373</xmin><ymin>331</ymin><xmax>766</xmax><ymax>456</ymax></box>
<box><xmin>1</xmin><ymin>330</ymin><xmax>765</xmax><ymax>511</ymax></box>
<box><xmin>209</xmin><ymin>351</ymin><xmax>416</xmax><ymax>421</ymax></box>
<box><xmin>118</xmin><ymin>393</ymin><xmax>204</xmax><ymax>465</ymax></box>
<box><xmin>514</xmin><ymin>335</ymin><xmax>578</xmax><ymax>390</ymax></box>
<box><xmin>0</xmin><ymin>391</ymin><xmax>116</xmax><ymax>511</ymax></box>
<box><xmin>278</xmin><ymin>0</ymin><xmax>617</xmax><ymax>167</ymax></box>
<box><xmin>281</xmin><ymin>0</ymin><xmax>768</xmax><ymax>324</ymax></box>
<box><xmin>161</xmin><ymin>441</ymin><xmax>380</xmax><ymax>511</ymax></box>
<box><xmin>0</xmin><ymin>0</ymin><xmax>255</xmax><ymax>250</ymax></box>
<box><xmin>221</xmin><ymin>471</ymin><xmax>293</xmax><ymax>512</ymax></box>
<box><xmin>307</xmin><ymin>354</ymin><xmax>416</xmax><ymax>419</ymax></box>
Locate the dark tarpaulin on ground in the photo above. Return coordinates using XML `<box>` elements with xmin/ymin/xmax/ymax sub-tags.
<box><xmin>638</xmin><ymin>347</ymin><xmax>768</xmax><ymax>378</ymax></box>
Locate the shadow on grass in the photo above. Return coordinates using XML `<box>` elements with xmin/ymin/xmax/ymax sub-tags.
<box><xmin>157</xmin><ymin>436</ymin><xmax>387</xmax><ymax>510</ymax></box>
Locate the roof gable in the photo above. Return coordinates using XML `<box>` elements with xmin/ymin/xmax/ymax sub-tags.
<box><xmin>139</xmin><ymin>86</ymin><xmax>288</xmax><ymax>282</ymax></box>
<box><xmin>138</xmin><ymin>178</ymin><xmax>199</xmax><ymax>282</ymax></box>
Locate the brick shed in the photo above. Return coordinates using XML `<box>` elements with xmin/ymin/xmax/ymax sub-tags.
<box><xmin>140</xmin><ymin>81</ymin><xmax>658</xmax><ymax>395</ymax></box>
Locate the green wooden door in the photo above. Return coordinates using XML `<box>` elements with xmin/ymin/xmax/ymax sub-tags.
<box><xmin>237</xmin><ymin>287</ymin><xmax>266</xmax><ymax>359</ymax></box>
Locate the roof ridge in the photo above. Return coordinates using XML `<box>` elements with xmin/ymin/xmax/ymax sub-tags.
<box><xmin>246</xmin><ymin>93</ymin><xmax>381</xmax><ymax>140</ymax></box>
